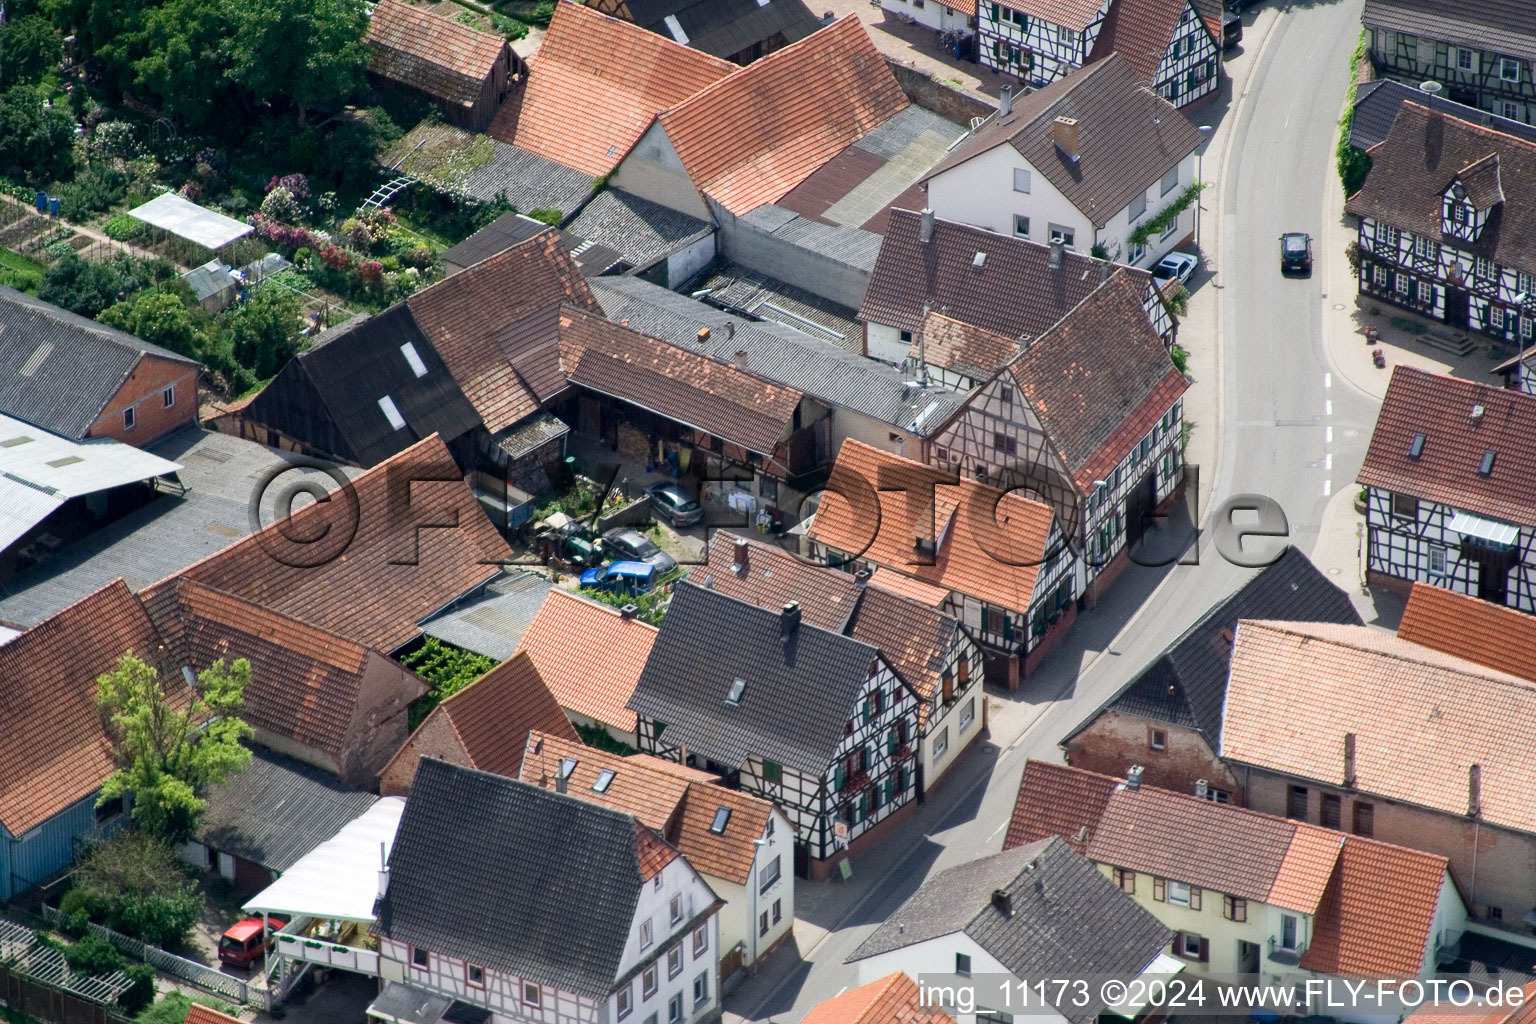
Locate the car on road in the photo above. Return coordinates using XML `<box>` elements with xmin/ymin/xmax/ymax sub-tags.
<box><xmin>1280</xmin><ymin>232</ymin><xmax>1313</xmax><ymax>273</ymax></box>
<box><xmin>579</xmin><ymin>560</ymin><xmax>656</xmax><ymax>595</ymax></box>
<box><xmin>219</xmin><ymin>915</ymin><xmax>289</xmax><ymax>968</ymax></box>
<box><xmin>601</xmin><ymin>527</ymin><xmax>677</xmax><ymax>575</ymax></box>
<box><xmin>1152</xmin><ymin>251</ymin><xmax>1199</xmax><ymax>288</ymax></box>
<box><xmin>647</xmin><ymin>482</ymin><xmax>703</xmax><ymax>527</ymax></box>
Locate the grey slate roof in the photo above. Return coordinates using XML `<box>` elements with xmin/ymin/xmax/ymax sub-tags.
<box><xmin>626</xmin><ymin>581</ymin><xmax>881</xmax><ymax>774</ymax></box>
<box><xmin>1063</xmin><ymin>547</ymin><xmax>1362</xmax><ymax>746</ymax></box>
<box><xmin>376</xmin><ymin>758</ymin><xmax>653</xmax><ymax>998</ymax></box>
<box><xmin>369</xmin><ymin>982</ymin><xmax>453</xmax><ymax>1024</ymax></box>
<box><xmin>1362</xmin><ymin>0</ymin><xmax>1536</xmax><ymax>64</ymax></box>
<box><xmin>0</xmin><ymin>287</ymin><xmax>201</xmax><ymax>439</ymax></box>
<box><xmin>624</xmin><ymin>0</ymin><xmax>823</xmax><ymax>59</ymax></box>
<box><xmin>699</xmin><ymin>263</ymin><xmax>863</xmax><ymax>352</ymax></box>
<box><xmin>462</xmin><ymin>140</ymin><xmax>595</xmax><ymax>213</ymax></box>
<box><xmin>1349</xmin><ymin>81</ymin><xmax>1536</xmax><ymax>152</ymax></box>
<box><xmin>0</xmin><ymin>428</ymin><xmax>362</xmax><ymax>628</ymax></box>
<box><xmin>443</xmin><ymin>211</ymin><xmax>625</xmax><ymax>276</ymax></box>
<box><xmin>588</xmin><ymin>276</ymin><xmax>966</xmax><ymax>433</ymax></box>
<box><xmin>196</xmin><ymin>747</ymin><xmax>378</xmax><ymax>872</ymax></box>
<box><xmin>737</xmin><ymin>205</ymin><xmax>883</xmax><ymax>272</ymax></box>
<box><xmin>848</xmin><ymin>837</ymin><xmax>1171</xmax><ymax>1023</ymax></box>
<box><xmin>415</xmin><ymin>570</ymin><xmax>555</xmax><ymax>661</ymax></box>
<box><xmin>493</xmin><ymin>410</ymin><xmax>570</xmax><ymax>460</ymax></box>
<box><xmin>565</xmin><ymin>189</ymin><xmax>714</xmax><ymax>273</ymax></box>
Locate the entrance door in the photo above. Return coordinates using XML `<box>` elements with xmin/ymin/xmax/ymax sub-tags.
<box><xmin>1445</xmin><ymin>286</ymin><xmax>1470</xmax><ymax>329</ymax></box>
<box><xmin>1476</xmin><ymin>553</ymin><xmax>1510</xmax><ymax>604</ymax></box>
<box><xmin>1238</xmin><ymin>940</ymin><xmax>1260</xmax><ymax>975</ymax></box>
<box><xmin>1124</xmin><ymin>471</ymin><xmax>1159</xmax><ymax>548</ymax></box>
<box><xmin>793</xmin><ymin>840</ymin><xmax>810</xmax><ymax>878</ymax></box>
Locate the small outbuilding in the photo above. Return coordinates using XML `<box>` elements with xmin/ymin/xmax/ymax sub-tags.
<box><xmin>365</xmin><ymin>0</ymin><xmax>520</xmax><ymax>132</ymax></box>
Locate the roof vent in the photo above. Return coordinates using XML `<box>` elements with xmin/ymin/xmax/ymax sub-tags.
<box><xmin>1194</xmin><ymin>779</ymin><xmax>1209</xmax><ymax>799</ymax></box>
<box><xmin>620</xmin><ymin>603</ymin><xmax>639</xmax><ymax>619</ymax></box>
<box><xmin>1125</xmin><ymin>765</ymin><xmax>1144</xmax><ymax>789</ymax></box>
<box><xmin>780</xmin><ymin>601</ymin><xmax>801</xmax><ymax>638</ymax></box>
<box><xmin>854</xmin><ymin>568</ymin><xmax>871</xmax><ymax>589</ymax></box>
<box><xmin>1075</xmin><ymin>825</ymin><xmax>1089</xmax><ymax>844</ymax></box>
<box><xmin>1471</xmin><ymin>404</ymin><xmax>1485</xmax><ymax>421</ymax></box>
<box><xmin>919</xmin><ymin>208</ymin><xmax>936</xmax><ymax>244</ymax></box>
<box><xmin>998</xmin><ymin>85</ymin><xmax>1013</xmax><ymax>118</ymax></box>
<box><xmin>1052</xmin><ymin>116</ymin><xmax>1081</xmax><ymax>161</ymax></box>
<box><xmin>972</xmin><ymin>251</ymin><xmax>987</xmax><ymax>269</ymax></box>
<box><xmin>1409</xmin><ymin>432</ymin><xmax>1425</xmax><ymax>459</ymax></box>
<box><xmin>697</xmin><ymin>327</ymin><xmax>711</xmax><ymax>343</ymax></box>
<box><xmin>991</xmin><ymin>888</ymin><xmax>1014</xmax><ymax>917</ymax></box>
<box><xmin>1419</xmin><ymin>80</ymin><xmax>1443</xmax><ymax>99</ymax></box>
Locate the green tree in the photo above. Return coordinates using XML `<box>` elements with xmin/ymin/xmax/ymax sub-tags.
<box><xmin>0</xmin><ymin>15</ymin><xmax>64</xmax><ymax>89</ymax></box>
<box><xmin>98</xmin><ymin>288</ymin><xmax>208</xmax><ymax>361</ymax></box>
<box><xmin>218</xmin><ymin>283</ymin><xmax>301</xmax><ymax>379</ymax></box>
<box><xmin>63</xmin><ymin>832</ymin><xmax>202</xmax><ymax>945</ymax></box>
<box><xmin>225</xmin><ymin>0</ymin><xmax>368</xmax><ymax>124</ymax></box>
<box><xmin>95</xmin><ymin>653</ymin><xmax>254</xmax><ymax>842</ymax></box>
<box><xmin>39</xmin><ymin>252</ymin><xmax>173</xmax><ymax>318</ymax></box>
<box><xmin>126</xmin><ymin>0</ymin><xmax>235</xmax><ymax>128</ymax></box>
<box><xmin>0</xmin><ymin>83</ymin><xmax>75</xmax><ymax>184</ymax></box>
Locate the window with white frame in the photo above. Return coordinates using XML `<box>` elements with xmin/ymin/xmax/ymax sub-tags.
<box><xmin>760</xmin><ymin>855</ymin><xmax>781</xmax><ymax>893</ymax></box>
<box><xmin>1501</xmin><ymin>57</ymin><xmax>1522</xmax><ymax>82</ymax></box>
<box><xmin>1413</xmin><ymin>236</ymin><xmax>1438</xmax><ymax>259</ymax></box>
<box><xmin>1167</xmin><ymin>879</ymin><xmax>1192</xmax><ymax>906</ymax></box>
<box><xmin>1504</xmin><ymin>101</ymin><xmax>1521</xmax><ymax>120</ymax></box>
<box><xmin>934</xmin><ymin>726</ymin><xmax>950</xmax><ymax>757</ymax></box>
<box><xmin>1372</xmin><ymin>265</ymin><xmax>1387</xmax><ymax>287</ymax></box>
<box><xmin>411</xmin><ymin>947</ymin><xmax>429</xmax><ymax>969</ymax></box>
<box><xmin>123</xmin><ymin>406</ymin><xmax>136</xmax><ymax>431</ymax></box>
<box><xmin>639</xmin><ymin>920</ymin><xmax>653</xmax><ymax>950</ymax></box>
<box><xmin>1491</xmin><ymin>307</ymin><xmax>1506</xmax><ymax>330</ymax></box>
<box><xmin>1373</xmin><ymin>221</ymin><xmax>1399</xmax><ymax>246</ymax></box>
<box><xmin>1013</xmin><ymin>214</ymin><xmax>1030</xmax><ymax>238</ymax></box>
<box><xmin>1013</xmin><ymin>168</ymin><xmax>1031</xmax><ymax>193</ymax></box>
<box><xmin>960</xmin><ymin>697</ymin><xmax>975</xmax><ymax>731</ymax></box>
<box><xmin>643</xmin><ymin>966</ymin><xmax>658</xmax><ymax>999</ymax></box>
<box><xmin>162</xmin><ymin>385</ymin><xmax>175</xmax><ymax>408</ymax></box>
<box><xmin>667</xmin><ymin>945</ymin><xmax>682</xmax><ymax>979</ymax></box>
<box><xmin>1161</xmin><ymin>217</ymin><xmax>1178</xmax><ymax>240</ymax></box>
<box><xmin>1394</xmin><ymin>272</ymin><xmax>1410</xmax><ymax>294</ymax></box>
<box><xmin>1160</xmin><ymin>166</ymin><xmax>1179</xmax><ymax>195</ymax></box>
<box><xmin>1457</xmin><ymin>47</ymin><xmax>1474</xmax><ymax>70</ymax></box>
<box><xmin>694</xmin><ymin>971</ymin><xmax>710</xmax><ymax>1008</ymax></box>
<box><xmin>1128</xmin><ymin>240</ymin><xmax>1145</xmax><ymax>264</ymax></box>
<box><xmin>618</xmin><ymin>985</ymin><xmax>633</xmax><ymax>1019</ymax></box>
<box><xmin>1429</xmin><ymin>545</ymin><xmax>1447</xmax><ymax>575</ymax></box>
<box><xmin>668</xmin><ymin>993</ymin><xmax>683</xmax><ymax>1024</ymax></box>
<box><xmin>669</xmin><ymin>895</ymin><xmax>682</xmax><ymax>924</ymax></box>
<box><xmin>1475</xmin><ymin>256</ymin><xmax>1496</xmax><ymax>279</ymax></box>
<box><xmin>466</xmin><ymin>965</ymin><xmax>484</xmax><ymax>988</ymax></box>
<box><xmin>1129</xmin><ymin>192</ymin><xmax>1147</xmax><ymax>221</ymax></box>
<box><xmin>692</xmin><ymin>924</ymin><xmax>707</xmax><ymax>958</ymax></box>
<box><xmin>524</xmin><ymin>982</ymin><xmax>542</xmax><ymax>1008</ymax></box>
<box><xmin>1418</xmin><ymin>280</ymin><xmax>1435</xmax><ymax>304</ymax></box>
<box><xmin>1522</xmin><ymin>316</ymin><xmax>1534</xmax><ymax>340</ymax></box>
<box><xmin>1058</xmin><ymin>24</ymin><xmax>1073</xmax><ymax>44</ymax></box>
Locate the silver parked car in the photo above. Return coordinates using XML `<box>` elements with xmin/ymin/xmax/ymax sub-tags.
<box><xmin>646</xmin><ymin>482</ymin><xmax>704</xmax><ymax>527</ymax></box>
<box><xmin>601</xmin><ymin>527</ymin><xmax>677</xmax><ymax>575</ymax></box>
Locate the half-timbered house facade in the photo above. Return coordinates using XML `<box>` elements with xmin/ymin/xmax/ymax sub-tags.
<box><xmin>921</xmin><ymin>57</ymin><xmax>1204</xmax><ymax>270</ymax></box>
<box><xmin>687</xmin><ymin>532</ymin><xmax>988</xmax><ymax>796</ymax></box>
<box><xmin>805</xmin><ymin>439</ymin><xmax>1068</xmax><ymax>689</ymax></box>
<box><xmin>627</xmin><ymin>582</ymin><xmax>922</xmax><ymax>880</ymax></box>
<box><xmin>928</xmin><ymin>270</ymin><xmax>1189</xmax><ymax>601</ymax></box>
<box><xmin>979</xmin><ymin>0</ymin><xmax>1218</xmax><ymax>109</ymax></box>
<box><xmin>1363</xmin><ymin>0</ymin><xmax>1536</xmax><ymax>124</ymax></box>
<box><xmin>1358</xmin><ymin>366</ymin><xmax>1536</xmax><ymax>612</ymax></box>
<box><xmin>1347</xmin><ymin>101</ymin><xmax>1536</xmax><ymax>347</ymax></box>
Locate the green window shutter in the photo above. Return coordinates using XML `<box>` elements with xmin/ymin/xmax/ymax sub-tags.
<box><xmin>834</xmin><ymin>764</ymin><xmax>844</xmax><ymax>791</ymax></box>
<box><xmin>991</xmin><ymin>2</ymin><xmax>1000</xmax><ymax>20</ymax></box>
<box><xmin>887</xmin><ymin>730</ymin><xmax>897</xmax><ymax>757</ymax></box>
<box><xmin>862</xmin><ymin>700</ymin><xmax>871</xmax><ymax>725</ymax></box>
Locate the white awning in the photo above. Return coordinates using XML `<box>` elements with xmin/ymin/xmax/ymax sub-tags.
<box><xmin>1103</xmin><ymin>952</ymin><xmax>1188</xmax><ymax>1019</ymax></box>
<box><xmin>243</xmin><ymin>797</ymin><xmax>405</xmax><ymax>922</ymax></box>
<box><xmin>0</xmin><ymin>414</ymin><xmax>183</xmax><ymax>552</ymax></box>
<box><xmin>127</xmin><ymin>192</ymin><xmax>253</xmax><ymax>250</ymax></box>
<box><xmin>1448</xmin><ymin>511</ymin><xmax>1521</xmax><ymax>547</ymax></box>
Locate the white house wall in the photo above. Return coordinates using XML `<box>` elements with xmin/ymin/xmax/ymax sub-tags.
<box><xmin>854</xmin><ymin>932</ymin><xmax>1071</xmax><ymax>1024</ymax></box>
<box><xmin>611</xmin><ymin>122</ymin><xmax>714</xmax><ymax>221</ymax></box>
<box><xmin>709</xmin><ymin>809</ymin><xmax>795</xmax><ymax>968</ymax></box>
<box><xmin>379</xmin><ymin>938</ymin><xmax>603</xmax><ymax>1024</ymax></box>
<box><xmin>926</xmin><ymin>144</ymin><xmax>1092</xmax><ymax>248</ymax></box>
<box><xmin>1150</xmin><ymin>1</ymin><xmax>1220</xmax><ymax>109</ymax></box>
<box><xmin>879</xmin><ymin>0</ymin><xmax>973</xmax><ymax>32</ymax></box>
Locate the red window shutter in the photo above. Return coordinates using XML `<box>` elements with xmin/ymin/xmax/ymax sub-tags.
<box><xmin>1189</xmin><ymin>886</ymin><xmax>1202</xmax><ymax>911</ymax></box>
<box><xmin>1153</xmin><ymin>877</ymin><xmax>1166</xmax><ymax>902</ymax></box>
<box><xmin>958</xmin><ymin>658</ymin><xmax>969</xmax><ymax>686</ymax></box>
<box><xmin>942</xmin><ymin>672</ymin><xmax>953</xmax><ymax>702</ymax></box>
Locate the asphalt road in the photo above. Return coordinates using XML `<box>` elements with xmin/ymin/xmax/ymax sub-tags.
<box><xmin>729</xmin><ymin>0</ymin><xmax>1375</xmax><ymax>1019</ymax></box>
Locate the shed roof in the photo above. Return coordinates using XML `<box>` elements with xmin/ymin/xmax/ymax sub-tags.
<box><xmin>366</xmin><ymin>0</ymin><xmax>508</xmax><ymax>108</ymax></box>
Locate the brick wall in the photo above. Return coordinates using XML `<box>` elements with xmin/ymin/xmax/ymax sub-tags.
<box><xmin>378</xmin><ymin>713</ymin><xmax>468</xmax><ymax>796</ymax></box>
<box><xmin>883</xmin><ymin>59</ymin><xmax>995</xmax><ymax>127</ymax></box>
<box><xmin>1065</xmin><ymin>712</ymin><xmax>1242</xmax><ymax>802</ymax></box>
<box><xmin>87</xmin><ymin>355</ymin><xmax>200</xmax><ymax>445</ymax></box>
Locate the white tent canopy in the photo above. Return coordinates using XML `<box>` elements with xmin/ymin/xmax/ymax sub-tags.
<box><xmin>127</xmin><ymin>192</ymin><xmax>253</xmax><ymax>250</ymax></box>
<box><xmin>243</xmin><ymin>797</ymin><xmax>405</xmax><ymax>923</ymax></box>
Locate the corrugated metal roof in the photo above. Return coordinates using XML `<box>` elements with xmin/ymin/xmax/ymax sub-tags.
<box><xmin>590</xmin><ymin>276</ymin><xmax>965</xmax><ymax>432</ymax></box>
<box><xmin>737</xmin><ymin>204</ymin><xmax>883</xmax><ymax>271</ymax></box>
<box><xmin>699</xmin><ymin>263</ymin><xmax>862</xmax><ymax>351</ymax></box>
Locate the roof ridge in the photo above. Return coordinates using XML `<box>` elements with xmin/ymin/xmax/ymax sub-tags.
<box><xmin>544</xmin><ymin>584</ymin><xmax>661</xmax><ymax>629</ymax></box>
<box><xmin>175</xmin><ymin>577</ymin><xmax>371</xmax><ymax>671</ymax></box>
<box><xmin>1403</xmin><ymin>100</ymin><xmax>1536</xmax><ymax>154</ymax></box>
<box><xmin>670</xmin><ymin>580</ymin><xmax>882</xmax><ymax>657</ymax></box>
<box><xmin>659</xmin><ymin>14</ymin><xmax>862</xmax><ymax>118</ymax></box>
<box><xmin>1236</xmin><ymin>619</ymin><xmax>1536</xmax><ymax>690</ymax></box>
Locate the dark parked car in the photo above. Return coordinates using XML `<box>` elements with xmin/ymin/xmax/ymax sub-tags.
<box><xmin>1224</xmin><ymin>0</ymin><xmax>1261</xmax><ymax>12</ymax></box>
<box><xmin>1280</xmin><ymin>232</ymin><xmax>1313</xmax><ymax>273</ymax></box>
<box><xmin>647</xmin><ymin>482</ymin><xmax>703</xmax><ymax>527</ymax></box>
<box><xmin>1221</xmin><ymin>12</ymin><xmax>1242</xmax><ymax>47</ymax></box>
<box><xmin>601</xmin><ymin>527</ymin><xmax>677</xmax><ymax>575</ymax></box>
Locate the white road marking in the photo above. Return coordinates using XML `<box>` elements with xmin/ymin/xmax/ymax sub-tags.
<box><xmin>1326</xmin><ymin>426</ymin><xmax>1333</xmax><ymax>443</ymax></box>
<box><xmin>1325</xmin><ymin>373</ymin><xmax>1332</xmax><ymax>389</ymax></box>
<box><xmin>1326</xmin><ymin>453</ymin><xmax>1333</xmax><ymax>470</ymax></box>
<box><xmin>987</xmin><ymin>821</ymin><xmax>1008</xmax><ymax>842</ymax></box>
<box><xmin>1325</xmin><ymin>400</ymin><xmax>1333</xmax><ymax>416</ymax></box>
<box><xmin>1323</xmin><ymin>479</ymin><xmax>1333</xmax><ymax>496</ymax></box>
<box><xmin>835</xmin><ymin>987</ymin><xmax>848</xmax><ymax>997</ymax></box>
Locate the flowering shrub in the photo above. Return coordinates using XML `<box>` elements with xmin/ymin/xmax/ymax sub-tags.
<box><xmin>260</xmin><ymin>186</ymin><xmax>302</xmax><ymax>223</ymax></box>
<box><xmin>357</xmin><ymin>260</ymin><xmax>384</xmax><ymax>284</ymax></box>
<box><xmin>265</xmin><ymin>173</ymin><xmax>311</xmax><ymax>200</ymax></box>
<box><xmin>342</xmin><ymin>217</ymin><xmax>375</xmax><ymax>250</ymax></box>
<box><xmin>247</xmin><ymin>214</ymin><xmax>314</xmax><ymax>252</ymax></box>
<box><xmin>319</xmin><ymin>245</ymin><xmax>351</xmax><ymax>271</ymax></box>
<box><xmin>177</xmin><ymin>181</ymin><xmax>203</xmax><ymax>202</ymax></box>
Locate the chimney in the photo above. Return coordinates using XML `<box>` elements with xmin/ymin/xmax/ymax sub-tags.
<box><xmin>1472</xmin><ymin>404</ymin><xmax>1486</xmax><ymax>422</ymax></box>
<box><xmin>1125</xmin><ymin>765</ymin><xmax>1144</xmax><ymax>790</ymax></box>
<box><xmin>1048</xmin><ymin>241</ymin><xmax>1064</xmax><ymax>270</ymax></box>
<box><xmin>991</xmin><ymin>888</ymin><xmax>1014</xmax><ymax>917</ymax></box>
<box><xmin>919</xmin><ymin>207</ymin><xmax>935</xmax><ymax>244</ymax></box>
<box><xmin>732</xmin><ymin>537</ymin><xmax>750</xmax><ymax>574</ymax></box>
<box><xmin>734</xmin><ymin>349</ymin><xmax>748</xmax><ymax>369</ymax></box>
<box><xmin>377</xmin><ymin>867</ymin><xmax>390</xmax><ymax>898</ymax></box>
<box><xmin>854</xmin><ymin>568</ymin><xmax>871</xmax><ymax>589</ymax></box>
<box><xmin>780</xmin><ymin>600</ymin><xmax>801</xmax><ymax>638</ymax></box>
<box><xmin>725</xmin><ymin>322</ymin><xmax>735</xmax><ymax>341</ymax></box>
<box><xmin>620</xmin><ymin>603</ymin><xmax>639</xmax><ymax>620</ymax></box>
<box><xmin>1343</xmin><ymin>733</ymin><xmax>1357</xmax><ymax>788</ymax></box>
<box><xmin>1194</xmin><ymin>779</ymin><xmax>1209</xmax><ymax>799</ymax></box>
<box><xmin>620</xmin><ymin>318</ymin><xmax>630</xmax><ymax>327</ymax></box>
<box><xmin>697</xmin><ymin>327</ymin><xmax>711</xmax><ymax>343</ymax></box>
<box><xmin>998</xmin><ymin>85</ymin><xmax>1013</xmax><ymax>118</ymax></box>
<box><xmin>1469</xmin><ymin>763</ymin><xmax>1481</xmax><ymax>818</ymax></box>
<box><xmin>1053</xmin><ymin>116</ymin><xmax>1081</xmax><ymax>161</ymax></box>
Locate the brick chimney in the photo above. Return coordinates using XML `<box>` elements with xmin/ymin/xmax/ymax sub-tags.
<box><xmin>780</xmin><ymin>601</ymin><xmax>801</xmax><ymax>638</ymax></box>
<box><xmin>732</xmin><ymin>537</ymin><xmax>749</xmax><ymax>574</ymax></box>
<box><xmin>991</xmin><ymin>888</ymin><xmax>1013</xmax><ymax>917</ymax></box>
<box><xmin>1053</xmin><ymin>116</ymin><xmax>1081</xmax><ymax>161</ymax></box>
<box><xmin>1343</xmin><ymin>733</ymin><xmax>1357</xmax><ymax>788</ymax></box>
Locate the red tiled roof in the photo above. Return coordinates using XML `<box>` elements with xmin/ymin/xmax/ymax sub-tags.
<box><xmin>185</xmin><ymin>1006</ymin><xmax>245</xmax><ymax>1024</ymax></box>
<box><xmin>934</xmin><ymin>0</ymin><xmax>977</xmax><ymax>16</ymax></box>
<box><xmin>1397</xmin><ymin>582</ymin><xmax>1536</xmax><ymax>682</ymax></box>
<box><xmin>808</xmin><ymin>439</ymin><xmax>1054</xmax><ymax>615</ymax></box>
<box><xmin>520</xmin><ymin>730</ymin><xmax>703</xmax><ymax>831</ymax></box>
<box><xmin>1358</xmin><ymin>366</ymin><xmax>1536</xmax><ymax>526</ymax></box>
<box><xmin>366</xmin><ymin>0</ymin><xmax>508</xmax><ymax>108</ymax></box>
<box><xmin>1300</xmin><ymin>836</ymin><xmax>1450</xmax><ymax>975</ymax></box>
<box><xmin>1000</xmin><ymin>0</ymin><xmax>1116</xmax><ymax>32</ymax></box>
<box><xmin>149</xmin><ymin>435</ymin><xmax>511</xmax><ymax>654</ymax></box>
<box><xmin>636</xmin><ymin>821</ymin><xmax>680</xmax><ymax>880</ymax></box>
<box><xmin>1088</xmin><ymin>0</ymin><xmax>1209</xmax><ymax>83</ymax></box>
<box><xmin>1004</xmin><ymin>759</ymin><xmax>1119</xmax><ymax>854</ymax></box>
<box><xmin>517</xmin><ymin>589</ymin><xmax>658</xmax><ymax>732</ymax></box>
<box><xmin>488</xmin><ymin>1</ymin><xmax>734</xmax><ymax>176</ymax></box>
<box><xmin>674</xmin><ymin>782</ymin><xmax>775</xmax><ymax>885</ymax></box>
<box><xmin>1407</xmin><ymin>982</ymin><xmax>1536</xmax><ymax>1024</ymax></box>
<box><xmin>559</xmin><ymin>308</ymin><xmax>803</xmax><ymax>456</ymax></box>
<box><xmin>1006</xmin><ymin>271</ymin><xmax>1188</xmax><ymax>494</ymax></box>
<box><xmin>917</xmin><ymin>312</ymin><xmax>1021</xmax><ymax>380</ymax></box>
<box><xmin>0</xmin><ymin>581</ymin><xmax>187</xmax><ymax>835</ymax></box>
<box><xmin>868</xmin><ymin>569</ymin><xmax>950</xmax><ymax>607</ymax></box>
<box><xmin>656</xmin><ymin>15</ymin><xmax>910</xmax><ymax>215</ymax></box>
<box><xmin>803</xmin><ymin>972</ymin><xmax>955</xmax><ymax>1024</ymax></box>
<box><xmin>407</xmin><ymin>233</ymin><xmax>601</xmax><ymax>433</ymax></box>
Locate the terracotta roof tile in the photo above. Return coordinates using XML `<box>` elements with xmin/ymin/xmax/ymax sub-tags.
<box><xmin>1407</xmin><ymin>982</ymin><xmax>1536</xmax><ymax>1024</ymax></box>
<box><xmin>184</xmin><ymin>1006</ymin><xmax>245</xmax><ymax>1024</ymax></box>
<box><xmin>1006</xmin><ymin>270</ymin><xmax>1189</xmax><ymax>494</ymax></box>
<box><xmin>673</xmin><ymin>782</ymin><xmax>775</xmax><ymax>885</ymax></box>
<box><xmin>489</xmin><ymin>1</ymin><xmax>734</xmax><ymax>176</ymax></box>
<box><xmin>803</xmin><ymin>972</ymin><xmax>954</xmax><ymax>1024</ymax></box>
<box><xmin>1358</xmin><ymin>366</ymin><xmax>1536</xmax><ymax>526</ymax></box>
<box><xmin>407</xmin><ymin>232</ymin><xmax>601</xmax><ymax>433</ymax></box>
<box><xmin>1221</xmin><ymin>620</ymin><xmax>1536</xmax><ymax>835</ymax></box>
<box><xmin>519</xmin><ymin>730</ymin><xmax>698</xmax><ymax>831</ymax></box>
<box><xmin>808</xmin><ymin>439</ymin><xmax>1054</xmax><ymax>614</ymax></box>
<box><xmin>917</xmin><ymin>312</ymin><xmax>1021</xmax><ymax>380</ymax></box>
<box><xmin>149</xmin><ymin>434</ymin><xmax>511</xmax><ymax>654</ymax></box>
<box><xmin>1004</xmin><ymin>759</ymin><xmax>1119</xmax><ymax>853</ymax></box>
<box><xmin>559</xmin><ymin>307</ymin><xmax>803</xmax><ymax>455</ymax></box>
<box><xmin>1087</xmin><ymin>0</ymin><xmax>1209</xmax><ymax>83</ymax></box>
<box><xmin>1346</xmin><ymin>102</ymin><xmax>1536</xmax><ymax>277</ymax></box>
<box><xmin>636</xmin><ymin>821</ymin><xmax>681</xmax><ymax>880</ymax></box>
<box><xmin>1000</xmin><ymin>0</ymin><xmax>1115</xmax><ymax>32</ymax></box>
<box><xmin>1397</xmin><ymin>582</ymin><xmax>1536</xmax><ymax>682</ymax></box>
<box><xmin>1268</xmin><ymin>824</ymin><xmax>1345</xmax><ymax>915</ymax></box>
<box><xmin>366</xmin><ymin>0</ymin><xmax>509</xmax><ymax>108</ymax></box>
<box><xmin>657</xmin><ymin>15</ymin><xmax>910</xmax><ymax>215</ymax></box>
<box><xmin>1299</xmin><ymin>837</ymin><xmax>1449</xmax><ymax>975</ymax></box>
<box><xmin>517</xmin><ymin>589</ymin><xmax>658</xmax><ymax>732</ymax></box>
<box><xmin>0</xmin><ymin>580</ymin><xmax>188</xmax><ymax>835</ymax></box>
<box><xmin>868</xmin><ymin>568</ymin><xmax>950</xmax><ymax>607</ymax></box>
